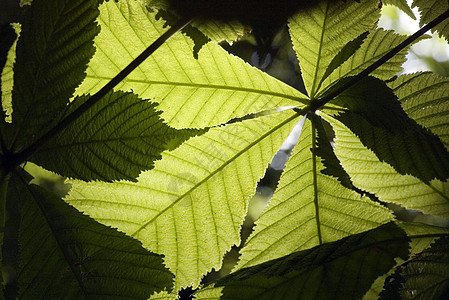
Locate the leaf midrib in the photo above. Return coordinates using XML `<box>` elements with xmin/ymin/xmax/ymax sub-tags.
<box><xmin>310</xmin><ymin>2</ymin><xmax>331</xmax><ymax>98</ymax></box>
<box><xmin>130</xmin><ymin>111</ymin><xmax>300</xmax><ymax>237</ymax></box>
<box><xmin>84</xmin><ymin>76</ymin><xmax>309</xmax><ymax>105</ymax></box>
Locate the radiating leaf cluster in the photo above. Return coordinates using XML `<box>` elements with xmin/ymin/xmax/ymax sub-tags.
<box><xmin>234</xmin><ymin>116</ymin><xmax>393</xmax><ymax>270</ymax></box>
<box><xmin>1</xmin><ymin>0</ymin><xmax>449</xmax><ymax>298</ymax></box>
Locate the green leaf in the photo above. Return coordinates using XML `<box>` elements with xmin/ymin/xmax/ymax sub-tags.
<box><xmin>314</xmin><ymin>116</ymin><xmax>355</xmax><ymax>190</ymax></box>
<box><xmin>8</xmin><ymin>0</ymin><xmax>101</xmax><ymax>152</ymax></box>
<box><xmin>75</xmin><ymin>0</ymin><xmax>307</xmax><ymax>129</ymax></box>
<box><xmin>413</xmin><ymin>0</ymin><xmax>449</xmax><ymax>41</ymax></box>
<box><xmin>149</xmin><ymin>291</ymin><xmax>178</xmax><ymax>300</ymax></box>
<box><xmin>330</xmin><ymin>76</ymin><xmax>449</xmax><ymax>183</ymax></box>
<box><xmin>383</xmin><ymin>0</ymin><xmax>416</xmax><ymax>20</ymax></box>
<box><xmin>148</xmin><ymin>0</ymin><xmax>247</xmax><ymax>43</ymax></box>
<box><xmin>323</xmin><ymin>112</ymin><xmax>449</xmax><ymax>217</ymax></box>
<box><xmin>30</xmin><ymin>91</ymin><xmax>199</xmax><ymax>181</ymax></box>
<box><xmin>320</xmin><ymin>29</ymin><xmax>426</xmax><ymax>94</ymax></box>
<box><xmin>234</xmin><ymin>115</ymin><xmax>393</xmax><ymax>270</ymax></box>
<box><xmin>65</xmin><ymin>110</ymin><xmax>301</xmax><ymax>289</ymax></box>
<box><xmin>388</xmin><ymin>72</ymin><xmax>449</xmax><ymax>150</ymax></box>
<box><xmin>318</xmin><ymin>31</ymin><xmax>369</xmax><ymax>89</ymax></box>
<box><xmin>0</xmin><ymin>173</ymin><xmax>10</xmax><ymax>300</ymax></box>
<box><xmin>0</xmin><ymin>24</ymin><xmax>16</xmax><ymax>101</ymax></box>
<box><xmin>194</xmin><ymin>283</ymin><xmax>223</xmax><ymax>300</ymax></box>
<box><xmin>288</xmin><ymin>0</ymin><xmax>380</xmax><ymax>98</ymax></box>
<box><xmin>366</xmin><ymin>222</ymin><xmax>449</xmax><ymax>299</ymax></box>
<box><xmin>217</xmin><ymin>222</ymin><xmax>410</xmax><ymax>300</ymax></box>
<box><xmin>0</xmin><ymin>23</ymin><xmax>17</xmax><ymax>146</ymax></box>
<box><xmin>10</xmin><ymin>172</ymin><xmax>173</xmax><ymax>298</ymax></box>
<box><xmin>381</xmin><ymin>236</ymin><xmax>449</xmax><ymax>299</ymax></box>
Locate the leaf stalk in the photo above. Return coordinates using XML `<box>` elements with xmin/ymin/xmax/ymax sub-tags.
<box><xmin>310</xmin><ymin>9</ymin><xmax>449</xmax><ymax>111</ymax></box>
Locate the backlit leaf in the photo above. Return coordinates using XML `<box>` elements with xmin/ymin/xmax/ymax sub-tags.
<box><xmin>324</xmin><ymin>113</ymin><xmax>449</xmax><ymax>217</ymax></box>
<box><xmin>235</xmin><ymin>114</ymin><xmax>393</xmax><ymax>270</ymax></box>
<box><xmin>218</xmin><ymin>222</ymin><xmax>409</xmax><ymax>300</ymax></box>
<box><xmin>413</xmin><ymin>0</ymin><xmax>449</xmax><ymax>41</ymax></box>
<box><xmin>75</xmin><ymin>0</ymin><xmax>307</xmax><ymax>129</ymax></box>
<box><xmin>66</xmin><ymin>110</ymin><xmax>301</xmax><ymax>289</ymax></box>
<box><xmin>288</xmin><ymin>0</ymin><xmax>380</xmax><ymax>98</ymax></box>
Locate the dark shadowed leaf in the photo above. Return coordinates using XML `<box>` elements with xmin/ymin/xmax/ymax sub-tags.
<box><xmin>313</xmin><ymin>114</ymin><xmax>355</xmax><ymax>190</ymax></box>
<box><xmin>327</xmin><ymin>76</ymin><xmax>449</xmax><ymax>183</ymax></box>
<box><xmin>217</xmin><ymin>222</ymin><xmax>409</xmax><ymax>300</ymax></box>
<box><xmin>318</xmin><ymin>31</ymin><xmax>369</xmax><ymax>90</ymax></box>
<box><xmin>381</xmin><ymin>236</ymin><xmax>449</xmax><ymax>300</ymax></box>
<box><xmin>8</xmin><ymin>0</ymin><xmax>101</xmax><ymax>151</ymax></box>
<box><xmin>30</xmin><ymin>91</ymin><xmax>200</xmax><ymax>181</ymax></box>
<box><xmin>10</xmin><ymin>172</ymin><xmax>173</xmax><ymax>299</ymax></box>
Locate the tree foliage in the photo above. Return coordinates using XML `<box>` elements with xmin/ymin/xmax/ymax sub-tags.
<box><xmin>1</xmin><ymin>0</ymin><xmax>449</xmax><ymax>298</ymax></box>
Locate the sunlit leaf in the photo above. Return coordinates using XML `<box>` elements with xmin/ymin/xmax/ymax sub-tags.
<box><xmin>288</xmin><ymin>0</ymin><xmax>380</xmax><ymax>97</ymax></box>
<box><xmin>384</xmin><ymin>0</ymin><xmax>416</xmax><ymax>19</ymax></box>
<box><xmin>320</xmin><ymin>29</ymin><xmax>426</xmax><ymax>93</ymax></box>
<box><xmin>413</xmin><ymin>0</ymin><xmax>449</xmax><ymax>41</ymax></box>
<box><xmin>0</xmin><ymin>23</ymin><xmax>18</xmax><ymax>125</ymax></box>
<box><xmin>0</xmin><ymin>23</ymin><xmax>17</xmax><ymax>146</ymax></box>
<box><xmin>235</xmin><ymin>114</ymin><xmax>393</xmax><ymax>269</ymax></box>
<box><xmin>388</xmin><ymin>72</ymin><xmax>449</xmax><ymax>150</ymax></box>
<box><xmin>324</xmin><ymin>113</ymin><xmax>449</xmax><ymax>217</ymax></box>
<box><xmin>75</xmin><ymin>0</ymin><xmax>306</xmax><ymax>129</ymax></box>
<box><xmin>329</xmin><ymin>76</ymin><xmax>449</xmax><ymax>183</ymax></box>
<box><xmin>66</xmin><ymin>110</ymin><xmax>301</xmax><ymax>289</ymax></box>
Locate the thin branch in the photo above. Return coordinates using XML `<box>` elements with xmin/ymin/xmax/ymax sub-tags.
<box><xmin>15</xmin><ymin>17</ymin><xmax>192</xmax><ymax>163</ymax></box>
<box><xmin>309</xmin><ymin>9</ymin><xmax>449</xmax><ymax>111</ymax></box>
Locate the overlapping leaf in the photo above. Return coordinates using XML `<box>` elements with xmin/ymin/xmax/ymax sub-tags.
<box><xmin>30</xmin><ymin>91</ymin><xmax>198</xmax><ymax>181</ymax></box>
<box><xmin>8</xmin><ymin>0</ymin><xmax>101</xmax><ymax>151</ymax></box>
<box><xmin>10</xmin><ymin>172</ymin><xmax>173</xmax><ymax>299</ymax></box>
<box><xmin>0</xmin><ymin>23</ymin><xmax>18</xmax><ymax>125</ymax></box>
<box><xmin>413</xmin><ymin>0</ymin><xmax>449</xmax><ymax>41</ymax></box>
<box><xmin>381</xmin><ymin>236</ymin><xmax>449</xmax><ymax>299</ymax></box>
<box><xmin>75</xmin><ymin>0</ymin><xmax>306</xmax><ymax>129</ymax></box>
<box><xmin>66</xmin><ymin>110</ymin><xmax>301</xmax><ymax>289</ymax></box>
<box><xmin>288</xmin><ymin>0</ymin><xmax>380</xmax><ymax>98</ymax></box>
<box><xmin>234</xmin><ymin>115</ymin><xmax>393</xmax><ymax>270</ymax></box>
<box><xmin>320</xmin><ymin>29</ymin><xmax>426</xmax><ymax>93</ymax></box>
<box><xmin>217</xmin><ymin>222</ymin><xmax>409</xmax><ymax>300</ymax></box>
<box><xmin>0</xmin><ymin>23</ymin><xmax>16</xmax><ymax>149</ymax></box>
<box><xmin>148</xmin><ymin>0</ymin><xmax>247</xmax><ymax>43</ymax></box>
<box><xmin>364</xmin><ymin>222</ymin><xmax>449</xmax><ymax>299</ymax></box>
<box><xmin>384</xmin><ymin>0</ymin><xmax>416</xmax><ymax>19</ymax></box>
<box><xmin>324</xmin><ymin>113</ymin><xmax>449</xmax><ymax>217</ymax></box>
<box><xmin>328</xmin><ymin>76</ymin><xmax>449</xmax><ymax>183</ymax></box>
<box><xmin>388</xmin><ymin>72</ymin><xmax>449</xmax><ymax>149</ymax></box>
